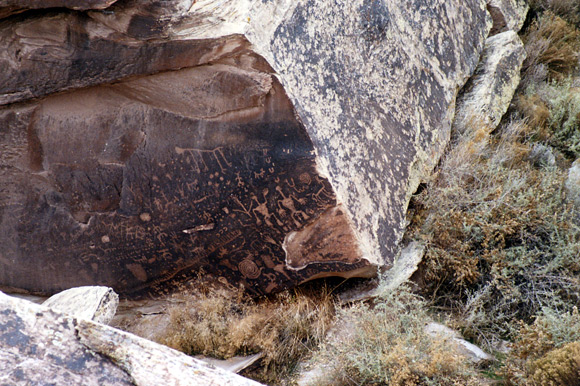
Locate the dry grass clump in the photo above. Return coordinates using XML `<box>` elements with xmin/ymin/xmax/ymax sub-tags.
<box><xmin>406</xmin><ymin>117</ymin><xmax>580</xmax><ymax>349</ymax></box>
<box><xmin>520</xmin><ymin>12</ymin><xmax>580</xmax><ymax>88</ymax></box>
<box><xmin>307</xmin><ymin>285</ymin><xmax>479</xmax><ymax>386</ymax></box>
<box><xmin>160</xmin><ymin>285</ymin><xmax>335</xmax><ymax>384</ymax></box>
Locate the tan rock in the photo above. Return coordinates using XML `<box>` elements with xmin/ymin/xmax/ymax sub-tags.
<box><xmin>425</xmin><ymin>322</ymin><xmax>493</xmax><ymax>363</ymax></box>
<box><xmin>42</xmin><ymin>286</ymin><xmax>119</xmax><ymax>324</ymax></box>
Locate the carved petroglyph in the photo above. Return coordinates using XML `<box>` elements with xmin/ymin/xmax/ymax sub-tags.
<box><xmin>0</xmin><ymin>63</ymin><xmax>370</xmax><ymax>298</ymax></box>
<box><xmin>238</xmin><ymin>259</ymin><xmax>261</xmax><ymax>279</ymax></box>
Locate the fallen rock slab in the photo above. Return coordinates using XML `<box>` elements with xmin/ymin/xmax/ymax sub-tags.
<box><xmin>42</xmin><ymin>286</ymin><xmax>119</xmax><ymax>324</ymax></box>
<box><xmin>0</xmin><ymin>291</ymin><xmax>133</xmax><ymax>386</ymax></box>
<box><xmin>0</xmin><ymin>291</ymin><xmax>264</xmax><ymax>386</ymax></box>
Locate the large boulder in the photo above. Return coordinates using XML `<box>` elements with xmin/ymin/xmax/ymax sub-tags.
<box><xmin>0</xmin><ymin>0</ymin><xmax>491</xmax><ymax>297</ymax></box>
<box><xmin>0</xmin><ymin>291</ymin><xmax>264</xmax><ymax>385</ymax></box>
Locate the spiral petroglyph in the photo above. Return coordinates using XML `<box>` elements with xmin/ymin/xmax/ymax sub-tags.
<box><xmin>238</xmin><ymin>259</ymin><xmax>261</xmax><ymax>279</ymax></box>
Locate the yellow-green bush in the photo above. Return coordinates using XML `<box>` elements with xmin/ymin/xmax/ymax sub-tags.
<box><xmin>518</xmin><ymin>79</ymin><xmax>580</xmax><ymax>158</ymax></box>
<box><xmin>307</xmin><ymin>285</ymin><xmax>479</xmax><ymax>386</ymax></box>
<box><xmin>529</xmin><ymin>341</ymin><xmax>580</xmax><ymax>386</ymax></box>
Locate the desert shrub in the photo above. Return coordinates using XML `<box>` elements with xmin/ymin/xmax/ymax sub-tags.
<box><xmin>306</xmin><ymin>285</ymin><xmax>479</xmax><ymax>386</ymax></box>
<box><xmin>407</xmin><ymin>119</ymin><xmax>580</xmax><ymax>349</ymax></box>
<box><xmin>520</xmin><ymin>12</ymin><xmax>580</xmax><ymax>88</ymax></box>
<box><xmin>511</xmin><ymin>306</ymin><xmax>580</xmax><ymax>361</ymax></box>
<box><xmin>529</xmin><ymin>0</ymin><xmax>580</xmax><ymax>26</ymax></box>
<box><xmin>528</xmin><ymin>342</ymin><xmax>580</xmax><ymax>386</ymax></box>
<box><xmin>520</xmin><ymin>80</ymin><xmax>580</xmax><ymax>158</ymax></box>
<box><xmin>501</xmin><ymin>302</ymin><xmax>580</xmax><ymax>383</ymax></box>
<box><xmin>161</xmin><ymin>285</ymin><xmax>335</xmax><ymax>384</ymax></box>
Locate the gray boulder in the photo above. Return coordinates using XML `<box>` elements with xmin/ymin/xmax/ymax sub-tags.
<box><xmin>487</xmin><ymin>0</ymin><xmax>529</xmax><ymax>35</ymax></box>
<box><xmin>529</xmin><ymin>143</ymin><xmax>557</xmax><ymax>168</ymax></box>
<box><xmin>453</xmin><ymin>30</ymin><xmax>526</xmax><ymax>136</ymax></box>
<box><xmin>0</xmin><ymin>291</ymin><xmax>133</xmax><ymax>386</ymax></box>
<box><xmin>42</xmin><ymin>286</ymin><xmax>119</xmax><ymax>324</ymax></box>
<box><xmin>0</xmin><ymin>291</ymin><xmax>264</xmax><ymax>386</ymax></box>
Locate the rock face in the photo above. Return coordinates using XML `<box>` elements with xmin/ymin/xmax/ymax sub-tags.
<box><xmin>0</xmin><ymin>291</ymin><xmax>264</xmax><ymax>386</ymax></box>
<box><xmin>0</xmin><ymin>0</ymin><xmax>118</xmax><ymax>19</ymax></box>
<box><xmin>487</xmin><ymin>0</ymin><xmax>528</xmax><ymax>35</ymax></box>
<box><xmin>453</xmin><ymin>30</ymin><xmax>526</xmax><ymax>135</ymax></box>
<box><xmin>0</xmin><ymin>0</ymin><xmax>491</xmax><ymax>297</ymax></box>
<box><xmin>42</xmin><ymin>286</ymin><xmax>119</xmax><ymax>324</ymax></box>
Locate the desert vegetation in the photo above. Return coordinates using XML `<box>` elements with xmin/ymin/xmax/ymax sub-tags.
<box><xmin>159</xmin><ymin>3</ymin><xmax>580</xmax><ymax>385</ymax></box>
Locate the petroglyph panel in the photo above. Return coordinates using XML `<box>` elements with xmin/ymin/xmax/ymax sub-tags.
<box><xmin>0</xmin><ymin>60</ymin><xmax>370</xmax><ymax>297</ymax></box>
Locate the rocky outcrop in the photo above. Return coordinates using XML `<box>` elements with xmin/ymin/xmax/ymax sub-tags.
<box><xmin>453</xmin><ymin>30</ymin><xmax>526</xmax><ymax>136</ymax></box>
<box><xmin>0</xmin><ymin>0</ymin><xmax>118</xmax><ymax>19</ymax></box>
<box><xmin>487</xmin><ymin>0</ymin><xmax>528</xmax><ymax>35</ymax></box>
<box><xmin>0</xmin><ymin>0</ymin><xmax>491</xmax><ymax>297</ymax></box>
<box><xmin>42</xmin><ymin>286</ymin><xmax>119</xmax><ymax>324</ymax></box>
<box><xmin>0</xmin><ymin>291</ymin><xmax>264</xmax><ymax>385</ymax></box>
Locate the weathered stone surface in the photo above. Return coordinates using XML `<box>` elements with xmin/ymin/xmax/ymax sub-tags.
<box><xmin>42</xmin><ymin>286</ymin><xmax>119</xmax><ymax>324</ymax></box>
<box><xmin>0</xmin><ymin>291</ymin><xmax>133</xmax><ymax>386</ymax></box>
<box><xmin>77</xmin><ymin>318</ymin><xmax>264</xmax><ymax>386</ymax></box>
<box><xmin>0</xmin><ymin>11</ymin><xmax>250</xmax><ymax>105</ymax></box>
<box><xmin>566</xmin><ymin>158</ymin><xmax>580</xmax><ymax>208</ymax></box>
<box><xmin>453</xmin><ymin>31</ymin><xmax>526</xmax><ymax>135</ymax></box>
<box><xmin>487</xmin><ymin>0</ymin><xmax>528</xmax><ymax>35</ymax></box>
<box><xmin>0</xmin><ymin>291</ymin><xmax>264</xmax><ymax>386</ymax></box>
<box><xmin>425</xmin><ymin>322</ymin><xmax>492</xmax><ymax>363</ymax></box>
<box><xmin>245</xmin><ymin>0</ymin><xmax>491</xmax><ymax>271</ymax></box>
<box><xmin>0</xmin><ymin>0</ymin><xmax>117</xmax><ymax>19</ymax></box>
<box><xmin>0</xmin><ymin>0</ymin><xmax>491</xmax><ymax>297</ymax></box>
<box><xmin>339</xmin><ymin>241</ymin><xmax>425</xmax><ymax>303</ymax></box>
<box><xmin>0</xmin><ymin>60</ymin><xmax>368</xmax><ymax>297</ymax></box>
